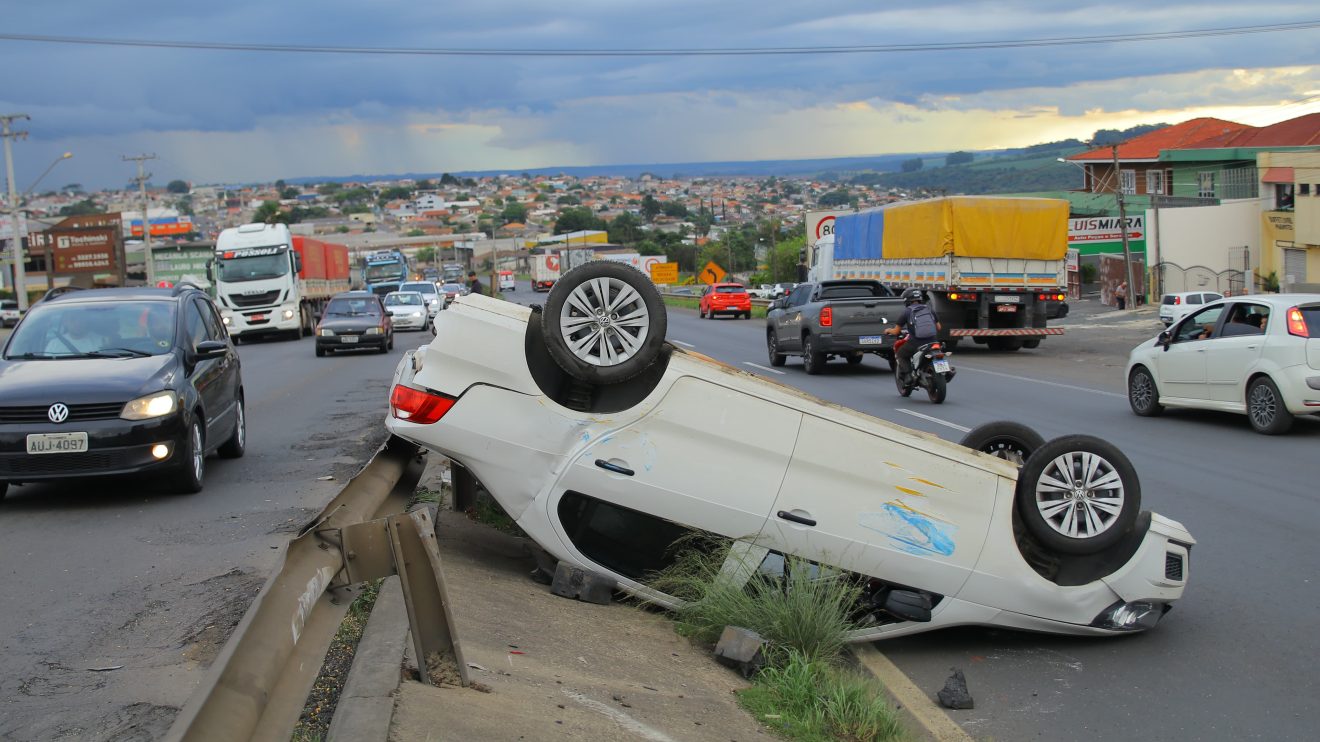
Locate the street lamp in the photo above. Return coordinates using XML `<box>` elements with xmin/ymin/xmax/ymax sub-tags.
<box><xmin>26</xmin><ymin>152</ymin><xmax>74</xmax><ymax>198</ymax></box>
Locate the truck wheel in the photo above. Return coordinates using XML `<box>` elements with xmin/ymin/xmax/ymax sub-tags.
<box><xmin>941</xmin><ymin>337</ymin><xmax>960</xmax><ymax>351</ymax></box>
<box><xmin>1022</xmin><ymin>338</ymin><xmax>1041</xmax><ymax>349</ymax></box>
<box><xmin>542</xmin><ymin>261</ymin><xmax>667</xmax><ymax>385</ymax></box>
<box><xmin>1016</xmin><ymin>435</ymin><xmax>1140</xmax><ymax>555</ymax></box>
<box><xmin>846</xmin><ymin>352</ymin><xmax>864</xmax><ymax>366</ymax></box>
<box><xmin>767</xmin><ymin>331</ymin><xmax>786</xmax><ymax>367</ymax></box>
<box><xmin>988</xmin><ymin>338</ymin><xmax>1024</xmax><ymax>352</ymax></box>
<box><xmin>959</xmin><ymin>421</ymin><xmax>1045</xmax><ymax>467</ymax></box>
<box><xmin>802</xmin><ymin>335</ymin><xmax>825</xmax><ymax>375</ymax></box>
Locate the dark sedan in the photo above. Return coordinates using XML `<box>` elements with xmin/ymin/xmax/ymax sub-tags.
<box><xmin>0</xmin><ymin>286</ymin><xmax>244</xmax><ymax>498</ymax></box>
<box><xmin>315</xmin><ymin>292</ymin><xmax>394</xmax><ymax>356</ymax></box>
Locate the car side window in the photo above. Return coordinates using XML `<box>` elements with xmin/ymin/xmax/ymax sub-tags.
<box><xmin>196</xmin><ymin>299</ymin><xmax>226</xmax><ymax>341</ymax></box>
<box><xmin>184</xmin><ymin>301</ymin><xmax>208</xmax><ymax>348</ymax></box>
<box><xmin>1187</xmin><ymin>294</ymin><xmax>1203</xmax><ymax>305</ymax></box>
<box><xmin>1173</xmin><ymin>305</ymin><xmax>1224</xmax><ymax>343</ymax></box>
<box><xmin>787</xmin><ymin>286</ymin><xmax>809</xmax><ymax>307</ymax></box>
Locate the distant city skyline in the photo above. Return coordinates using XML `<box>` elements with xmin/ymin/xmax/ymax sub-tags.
<box><xmin>2</xmin><ymin>3</ymin><xmax>1317</xmax><ymax>189</ymax></box>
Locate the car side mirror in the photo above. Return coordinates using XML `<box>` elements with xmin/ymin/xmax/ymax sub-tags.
<box><xmin>1158</xmin><ymin>329</ymin><xmax>1171</xmax><ymax>350</ymax></box>
<box><xmin>194</xmin><ymin>339</ymin><xmax>228</xmax><ymax>360</ymax></box>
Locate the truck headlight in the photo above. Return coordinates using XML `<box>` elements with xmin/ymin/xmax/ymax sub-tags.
<box><xmin>121</xmin><ymin>391</ymin><xmax>179</xmax><ymax>420</ymax></box>
<box><xmin>282</xmin><ymin>309</ymin><xmax>295</xmax><ymax>320</ymax></box>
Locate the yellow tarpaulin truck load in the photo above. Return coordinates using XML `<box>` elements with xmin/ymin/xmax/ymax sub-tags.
<box><xmin>811</xmin><ymin>197</ymin><xmax>1070</xmax><ymax>351</ymax></box>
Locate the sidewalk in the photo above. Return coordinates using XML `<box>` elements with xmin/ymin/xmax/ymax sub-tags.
<box><xmin>386</xmin><ymin>510</ymin><xmax>772</xmax><ymax>741</ymax></box>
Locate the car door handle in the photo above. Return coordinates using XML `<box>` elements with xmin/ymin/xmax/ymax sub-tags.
<box><xmin>594</xmin><ymin>459</ymin><xmax>634</xmax><ymax>476</ymax></box>
<box><xmin>777</xmin><ymin>510</ymin><xmax>817</xmax><ymax>527</ymax></box>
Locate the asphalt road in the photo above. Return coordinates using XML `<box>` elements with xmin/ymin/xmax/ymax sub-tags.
<box><xmin>0</xmin><ymin>324</ymin><xmax>434</xmax><ymax>740</ymax></box>
<box><xmin>506</xmin><ymin>280</ymin><xmax>1320</xmax><ymax>741</ymax></box>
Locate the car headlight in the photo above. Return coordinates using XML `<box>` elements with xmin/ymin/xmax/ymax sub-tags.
<box><xmin>366</xmin><ymin>327</ymin><xmax>383</xmax><ymax>335</ymax></box>
<box><xmin>282</xmin><ymin>309</ymin><xmax>295</xmax><ymax>320</ymax></box>
<box><xmin>409</xmin><ymin>311</ymin><xmax>423</xmax><ymax>317</ymax></box>
<box><xmin>121</xmin><ymin>391</ymin><xmax>179</xmax><ymax>420</ymax></box>
<box><xmin>319</xmin><ymin>328</ymin><xmax>335</xmax><ymax>337</ymax></box>
<box><xmin>222</xmin><ymin>315</ymin><xmax>231</xmax><ymax>326</ymax></box>
<box><xmin>1092</xmin><ymin>600</ymin><xmax>1168</xmax><ymax>631</ymax></box>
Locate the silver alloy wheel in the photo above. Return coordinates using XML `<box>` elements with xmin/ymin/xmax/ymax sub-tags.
<box><xmin>558</xmin><ymin>276</ymin><xmax>650</xmax><ymax>367</ymax></box>
<box><xmin>1130</xmin><ymin>370</ymin><xmax>1154</xmax><ymax>411</ymax></box>
<box><xmin>235</xmin><ymin>401</ymin><xmax>245</xmax><ymax>449</ymax></box>
<box><xmin>190</xmin><ymin>423</ymin><xmax>204</xmax><ymax>482</ymax></box>
<box><xmin>1034</xmin><ymin>451</ymin><xmax>1125</xmax><ymax>540</ymax></box>
<box><xmin>1249</xmin><ymin>383</ymin><xmax>1277</xmax><ymax>429</ymax></box>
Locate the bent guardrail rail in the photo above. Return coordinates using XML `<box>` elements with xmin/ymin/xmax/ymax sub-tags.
<box><xmin>166</xmin><ymin>435</ymin><xmax>468</xmax><ymax>742</ymax></box>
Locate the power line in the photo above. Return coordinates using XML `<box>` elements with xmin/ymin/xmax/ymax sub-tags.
<box><xmin>0</xmin><ymin>20</ymin><xmax>1318</xmax><ymax>57</ymax></box>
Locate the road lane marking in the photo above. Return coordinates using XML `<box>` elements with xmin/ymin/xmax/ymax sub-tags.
<box><xmin>671</xmin><ymin>339</ymin><xmax>696</xmax><ymax>348</ymax></box>
<box><xmin>853</xmin><ymin>644</ymin><xmax>974</xmax><ymax>742</ymax></box>
<box><xmin>896</xmin><ymin>408</ymin><xmax>971</xmax><ymax>433</ymax></box>
<box><xmin>743</xmin><ymin>361</ymin><xmax>786</xmax><ymax>375</ymax></box>
<box><xmin>955</xmin><ymin>364</ymin><xmax>1126</xmax><ymax>399</ymax></box>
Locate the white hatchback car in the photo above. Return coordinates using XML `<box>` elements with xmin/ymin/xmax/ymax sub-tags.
<box><xmin>399</xmin><ymin>281</ymin><xmax>443</xmax><ymax>318</ymax></box>
<box><xmin>1127</xmin><ymin>294</ymin><xmax>1320</xmax><ymax>434</ymax></box>
<box><xmin>1158</xmin><ymin>291</ymin><xmax>1224</xmax><ymax>326</ymax></box>
<box><xmin>383</xmin><ymin>291</ymin><xmax>429</xmax><ymax>331</ymax></box>
<box><xmin>387</xmin><ymin>262</ymin><xmax>1194</xmax><ymax>641</ymax></box>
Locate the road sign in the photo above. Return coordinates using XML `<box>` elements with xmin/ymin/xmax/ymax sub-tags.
<box><xmin>649</xmin><ymin>262</ymin><xmax>679</xmax><ymax>284</ymax></box>
<box><xmin>700</xmin><ymin>261</ymin><xmax>726</xmax><ymax>285</ymax></box>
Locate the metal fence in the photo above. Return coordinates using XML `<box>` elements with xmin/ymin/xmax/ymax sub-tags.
<box><xmin>1155</xmin><ymin>262</ymin><xmax>1246</xmax><ymax>298</ymax></box>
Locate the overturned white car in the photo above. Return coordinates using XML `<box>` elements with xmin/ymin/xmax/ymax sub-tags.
<box><xmin>386</xmin><ymin>261</ymin><xmax>1193</xmax><ymax>640</ymax></box>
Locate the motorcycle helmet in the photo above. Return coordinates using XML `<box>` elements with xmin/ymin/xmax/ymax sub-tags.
<box><xmin>902</xmin><ymin>288</ymin><xmax>926</xmax><ymax>306</ymax></box>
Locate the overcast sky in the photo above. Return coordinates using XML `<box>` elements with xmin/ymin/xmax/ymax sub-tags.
<box><xmin>2</xmin><ymin>1</ymin><xmax>1317</xmax><ymax>190</ymax></box>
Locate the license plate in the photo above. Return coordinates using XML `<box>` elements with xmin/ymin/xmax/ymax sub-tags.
<box><xmin>341</xmin><ymin>335</ymin><xmax>359</xmax><ymax>344</ymax></box>
<box><xmin>992</xmin><ymin>295</ymin><xmax>1021</xmax><ymax>303</ymax></box>
<box><xmin>996</xmin><ymin>304</ymin><xmax>1018</xmax><ymax>313</ymax></box>
<box><xmin>859</xmin><ymin>335</ymin><xmax>884</xmax><ymax>345</ymax></box>
<box><xmin>250</xmin><ymin>314</ymin><xmax>266</xmax><ymax>321</ymax></box>
<box><xmin>933</xmin><ymin>360</ymin><xmax>951</xmax><ymax>373</ymax></box>
<box><xmin>27</xmin><ymin>432</ymin><xmax>88</xmax><ymax>454</ymax></box>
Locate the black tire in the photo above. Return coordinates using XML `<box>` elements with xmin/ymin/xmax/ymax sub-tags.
<box><xmin>743</xmin><ymin>311</ymin><xmax>752</xmax><ymax>320</ymax></box>
<box><xmin>218</xmin><ymin>395</ymin><xmax>246</xmax><ymax>459</ymax></box>
<box><xmin>959</xmin><ymin>421</ymin><xmax>1045</xmax><ymax>467</ymax></box>
<box><xmin>1016</xmin><ymin>435</ymin><xmax>1140</xmax><ymax>555</ymax></box>
<box><xmin>1022</xmin><ymin>338</ymin><xmax>1041</xmax><ymax>349</ymax></box>
<box><xmin>388</xmin><ymin>334</ymin><xmax>395</xmax><ymax>350</ymax></box>
<box><xmin>988</xmin><ymin>338</ymin><xmax>1024</xmax><ymax>352</ymax></box>
<box><xmin>1127</xmin><ymin>366</ymin><xmax>1164</xmax><ymax>417</ymax></box>
<box><xmin>894</xmin><ymin>367</ymin><xmax>913</xmax><ymax>397</ymax></box>
<box><xmin>802</xmin><ymin>335</ymin><xmax>825</xmax><ymax>375</ymax></box>
<box><xmin>925</xmin><ymin>372</ymin><xmax>947</xmax><ymax>404</ymax></box>
<box><xmin>846</xmin><ymin>353</ymin><xmax>864</xmax><ymax>366</ymax></box>
<box><xmin>1246</xmin><ymin>376</ymin><xmax>1294</xmax><ymax>435</ymax></box>
<box><xmin>379</xmin><ymin>341</ymin><xmax>389</xmax><ymax>354</ymax></box>
<box><xmin>942</xmin><ymin>337</ymin><xmax>960</xmax><ymax>351</ymax></box>
<box><xmin>170</xmin><ymin>418</ymin><xmax>205</xmax><ymax>494</ymax></box>
<box><xmin>699</xmin><ymin>307</ymin><xmax>706</xmax><ymax>319</ymax></box>
<box><xmin>542</xmin><ymin>260</ymin><xmax>667</xmax><ymax>385</ymax></box>
<box><xmin>0</xmin><ymin>481</ymin><xmax>8</xmax><ymax>500</ymax></box>
<box><xmin>316</xmin><ymin>346</ymin><xmax>327</xmax><ymax>357</ymax></box>
<box><xmin>767</xmin><ymin>331</ymin><xmax>786</xmax><ymax>367</ymax></box>
<box><xmin>231</xmin><ymin>335</ymin><xmax>241</xmax><ymax>346</ymax></box>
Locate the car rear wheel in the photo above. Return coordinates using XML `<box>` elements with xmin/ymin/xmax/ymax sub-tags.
<box><xmin>959</xmin><ymin>421</ymin><xmax>1045</xmax><ymax>467</ymax></box>
<box><xmin>542</xmin><ymin>261</ymin><xmax>667</xmax><ymax>385</ymax></box>
<box><xmin>802</xmin><ymin>335</ymin><xmax>825</xmax><ymax>375</ymax></box>
<box><xmin>170</xmin><ymin>419</ymin><xmax>205</xmax><ymax>494</ymax></box>
<box><xmin>1246</xmin><ymin>376</ymin><xmax>1293</xmax><ymax>435</ymax></box>
<box><xmin>767</xmin><ymin>331</ymin><xmax>786</xmax><ymax>367</ymax></box>
<box><xmin>1127</xmin><ymin>366</ymin><xmax>1163</xmax><ymax>417</ymax></box>
<box><xmin>1016</xmin><ymin>435</ymin><xmax>1140</xmax><ymax>555</ymax></box>
<box><xmin>218</xmin><ymin>396</ymin><xmax>246</xmax><ymax>459</ymax></box>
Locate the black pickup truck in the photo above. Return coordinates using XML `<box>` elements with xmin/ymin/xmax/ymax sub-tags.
<box><xmin>765</xmin><ymin>280</ymin><xmax>905</xmax><ymax>374</ymax></box>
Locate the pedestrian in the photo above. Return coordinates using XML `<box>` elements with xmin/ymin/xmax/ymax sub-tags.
<box><xmin>1115</xmin><ymin>281</ymin><xmax>1127</xmax><ymax>310</ymax></box>
<box><xmin>468</xmin><ymin>271</ymin><xmax>484</xmax><ymax>296</ymax></box>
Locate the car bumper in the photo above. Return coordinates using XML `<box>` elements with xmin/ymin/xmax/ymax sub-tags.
<box><xmin>0</xmin><ymin>413</ymin><xmax>188</xmax><ymax>481</ymax></box>
<box><xmin>815</xmin><ymin>333</ymin><xmax>895</xmax><ymax>354</ymax></box>
<box><xmin>317</xmin><ymin>334</ymin><xmax>388</xmax><ymax>350</ymax></box>
<box><xmin>1273</xmin><ymin>364</ymin><xmax>1320</xmax><ymax>414</ymax></box>
<box><xmin>223</xmin><ymin>303</ymin><xmax>301</xmax><ymax>337</ymax></box>
<box><xmin>391</xmin><ymin>315</ymin><xmax>428</xmax><ymax>330</ymax></box>
<box><xmin>707</xmin><ymin>303</ymin><xmax>751</xmax><ymax>314</ymax></box>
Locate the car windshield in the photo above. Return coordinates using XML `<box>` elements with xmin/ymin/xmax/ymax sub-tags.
<box><xmin>441</xmin><ymin>283</ymin><xmax>464</xmax><ymax>293</ymax></box>
<box><xmin>400</xmin><ymin>283</ymin><xmax>436</xmax><ymax>295</ymax></box>
<box><xmin>325</xmin><ymin>298</ymin><xmax>379</xmax><ymax>316</ymax></box>
<box><xmin>1</xmin><ymin>300</ymin><xmax>16</xmax><ymax>310</ymax></box>
<box><xmin>216</xmin><ymin>251</ymin><xmax>289</xmax><ymax>282</ymax></box>
<box><xmin>716</xmin><ymin>286</ymin><xmax>746</xmax><ymax>294</ymax></box>
<box><xmin>366</xmin><ymin>264</ymin><xmax>402</xmax><ymax>281</ymax></box>
<box><xmin>4</xmin><ymin>300</ymin><xmax>177</xmax><ymax>359</ymax></box>
<box><xmin>385</xmin><ymin>293</ymin><xmax>424</xmax><ymax>306</ymax></box>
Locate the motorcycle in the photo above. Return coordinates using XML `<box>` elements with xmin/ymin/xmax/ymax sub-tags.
<box><xmin>893</xmin><ymin>333</ymin><xmax>955</xmax><ymax>403</ymax></box>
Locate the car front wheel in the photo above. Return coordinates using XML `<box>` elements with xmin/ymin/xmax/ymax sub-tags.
<box><xmin>218</xmin><ymin>396</ymin><xmax>246</xmax><ymax>459</ymax></box>
<box><xmin>542</xmin><ymin>261</ymin><xmax>667</xmax><ymax>384</ymax></box>
<box><xmin>767</xmin><ymin>331</ymin><xmax>786</xmax><ymax>367</ymax></box>
<box><xmin>1017</xmin><ymin>435</ymin><xmax>1140</xmax><ymax>555</ymax></box>
<box><xmin>1128</xmin><ymin>366</ymin><xmax>1164</xmax><ymax>417</ymax></box>
<box><xmin>1247</xmin><ymin>376</ymin><xmax>1293</xmax><ymax>435</ymax></box>
<box><xmin>170</xmin><ymin>418</ymin><xmax>205</xmax><ymax>494</ymax></box>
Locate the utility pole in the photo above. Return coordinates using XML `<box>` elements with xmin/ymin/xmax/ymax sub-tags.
<box><xmin>3</xmin><ymin>113</ymin><xmax>31</xmax><ymax>310</ymax></box>
<box><xmin>1111</xmin><ymin>144</ymin><xmax>1137</xmax><ymax>309</ymax></box>
<box><xmin>124</xmin><ymin>153</ymin><xmax>157</xmax><ymax>285</ymax></box>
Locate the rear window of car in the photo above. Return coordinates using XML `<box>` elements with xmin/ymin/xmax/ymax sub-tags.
<box><xmin>1203</xmin><ymin>293</ymin><xmax>1223</xmax><ymax>302</ymax></box>
<box><xmin>715</xmin><ymin>286</ymin><xmax>746</xmax><ymax>294</ymax></box>
<box><xmin>1299</xmin><ymin>307</ymin><xmax>1320</xmax><ymax>338</ymax></box>
<box><xmin>1161</xmin><ymin>295</ymin><xmax>1176</xmax><ymax>305</ymax></box>
<box><xmin>819</xmin><ymin>285</ymin><xmax>885</xmax><ymax>300</ymax></box>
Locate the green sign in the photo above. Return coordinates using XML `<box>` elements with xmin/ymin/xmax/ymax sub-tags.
<box><xmin>151</xmin><ymin>245</ymin><xmax>214</xmax><ymax>293</ymax></box>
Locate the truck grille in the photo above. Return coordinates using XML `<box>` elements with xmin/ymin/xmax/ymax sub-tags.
<box><xmin>1165</xmin><ymin>553</ymin><xmax>1184</xmax><ymax>581</ymax></box>
<box><xmin>228</xmin><ymin>290</ymin><xmax>282</xmax><ymax>308</ymax></box>
<box><xmin>0</xmin><ymin>402</ymin><xmax>126</xmax><ymax>424</ymax></box>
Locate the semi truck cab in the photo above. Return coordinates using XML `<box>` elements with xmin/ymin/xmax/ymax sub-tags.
<box><xmin>213</xmin><ymin>223</ymin><xmax>304</xmax><ymax>340</ymax></box>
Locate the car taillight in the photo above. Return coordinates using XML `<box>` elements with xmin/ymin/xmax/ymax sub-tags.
<box><xmin>390</xmin><ymin>385</ymin><xmax>455</xmax><ymax>424</ymax></box>
<box><xmin>820</xmin><ymin>307</ymin><xmax>833</xmax><ymax>327</ymax></box>
<box><xmin>1173</xmin><ymin>296</ymin><xmax>1181</xmax><ymax>304</ymax></box>
<box><xmin>1287</xmin><ymin>307</ymin><xmax>1309</xmax><ymax>337</ymax></box>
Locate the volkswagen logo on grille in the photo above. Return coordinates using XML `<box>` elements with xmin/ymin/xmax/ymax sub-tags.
<box><xmin>47</xmin><ymin>403</ymin><xmax>70</xmax><ymax>424</ymax></box>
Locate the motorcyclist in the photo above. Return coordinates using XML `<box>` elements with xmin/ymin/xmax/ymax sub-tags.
<box><xmin>884</xmin><ymin>289</ymin><xmax>942</xmax><ymax>383</ymax></box>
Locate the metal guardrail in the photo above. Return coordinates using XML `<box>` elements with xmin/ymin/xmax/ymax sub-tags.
<box><xmin>166</xmin><ymin>435</ymin><xmax>468</xmax><ymax>742</ymax></box>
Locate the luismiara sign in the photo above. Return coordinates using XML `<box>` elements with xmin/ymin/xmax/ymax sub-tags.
<box><xmin>1068</xmin><ymin>215</ymin><xmax>1146</xmax><ymax>257</ymax></box>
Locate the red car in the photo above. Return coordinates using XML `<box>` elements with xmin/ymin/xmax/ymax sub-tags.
<box><xmin>699</xmin><ymin>283</ymin><xmax>753</xmax><ymax>320</ymax></box>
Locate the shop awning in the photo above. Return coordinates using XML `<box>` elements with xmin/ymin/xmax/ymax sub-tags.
<box><xmin>1262</xmin><ymin>167</ymin><xmax>1295</xmax><ymax>184</ymax></box>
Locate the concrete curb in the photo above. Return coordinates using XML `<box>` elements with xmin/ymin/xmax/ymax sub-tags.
<box><xmin>851</xmin><ymin>644</ymin><xmax>973</xmax><ymax>742</ymax></box>
<box><xmin>327</xmin><ymin>576</ymin><xmax>409</xmax><ymax>742</ymax></box>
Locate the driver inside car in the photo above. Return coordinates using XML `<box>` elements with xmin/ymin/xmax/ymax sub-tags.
<box><xmin>44</xmin><ymin>310</ymin><xmax>110</xmax><ymax>355</ymax></box>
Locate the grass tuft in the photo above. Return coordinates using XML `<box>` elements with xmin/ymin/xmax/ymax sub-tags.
<box><xmin>740</xmin><ymin>650</ymin><xmax>906</xmax><ymax>742</ymax></box>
